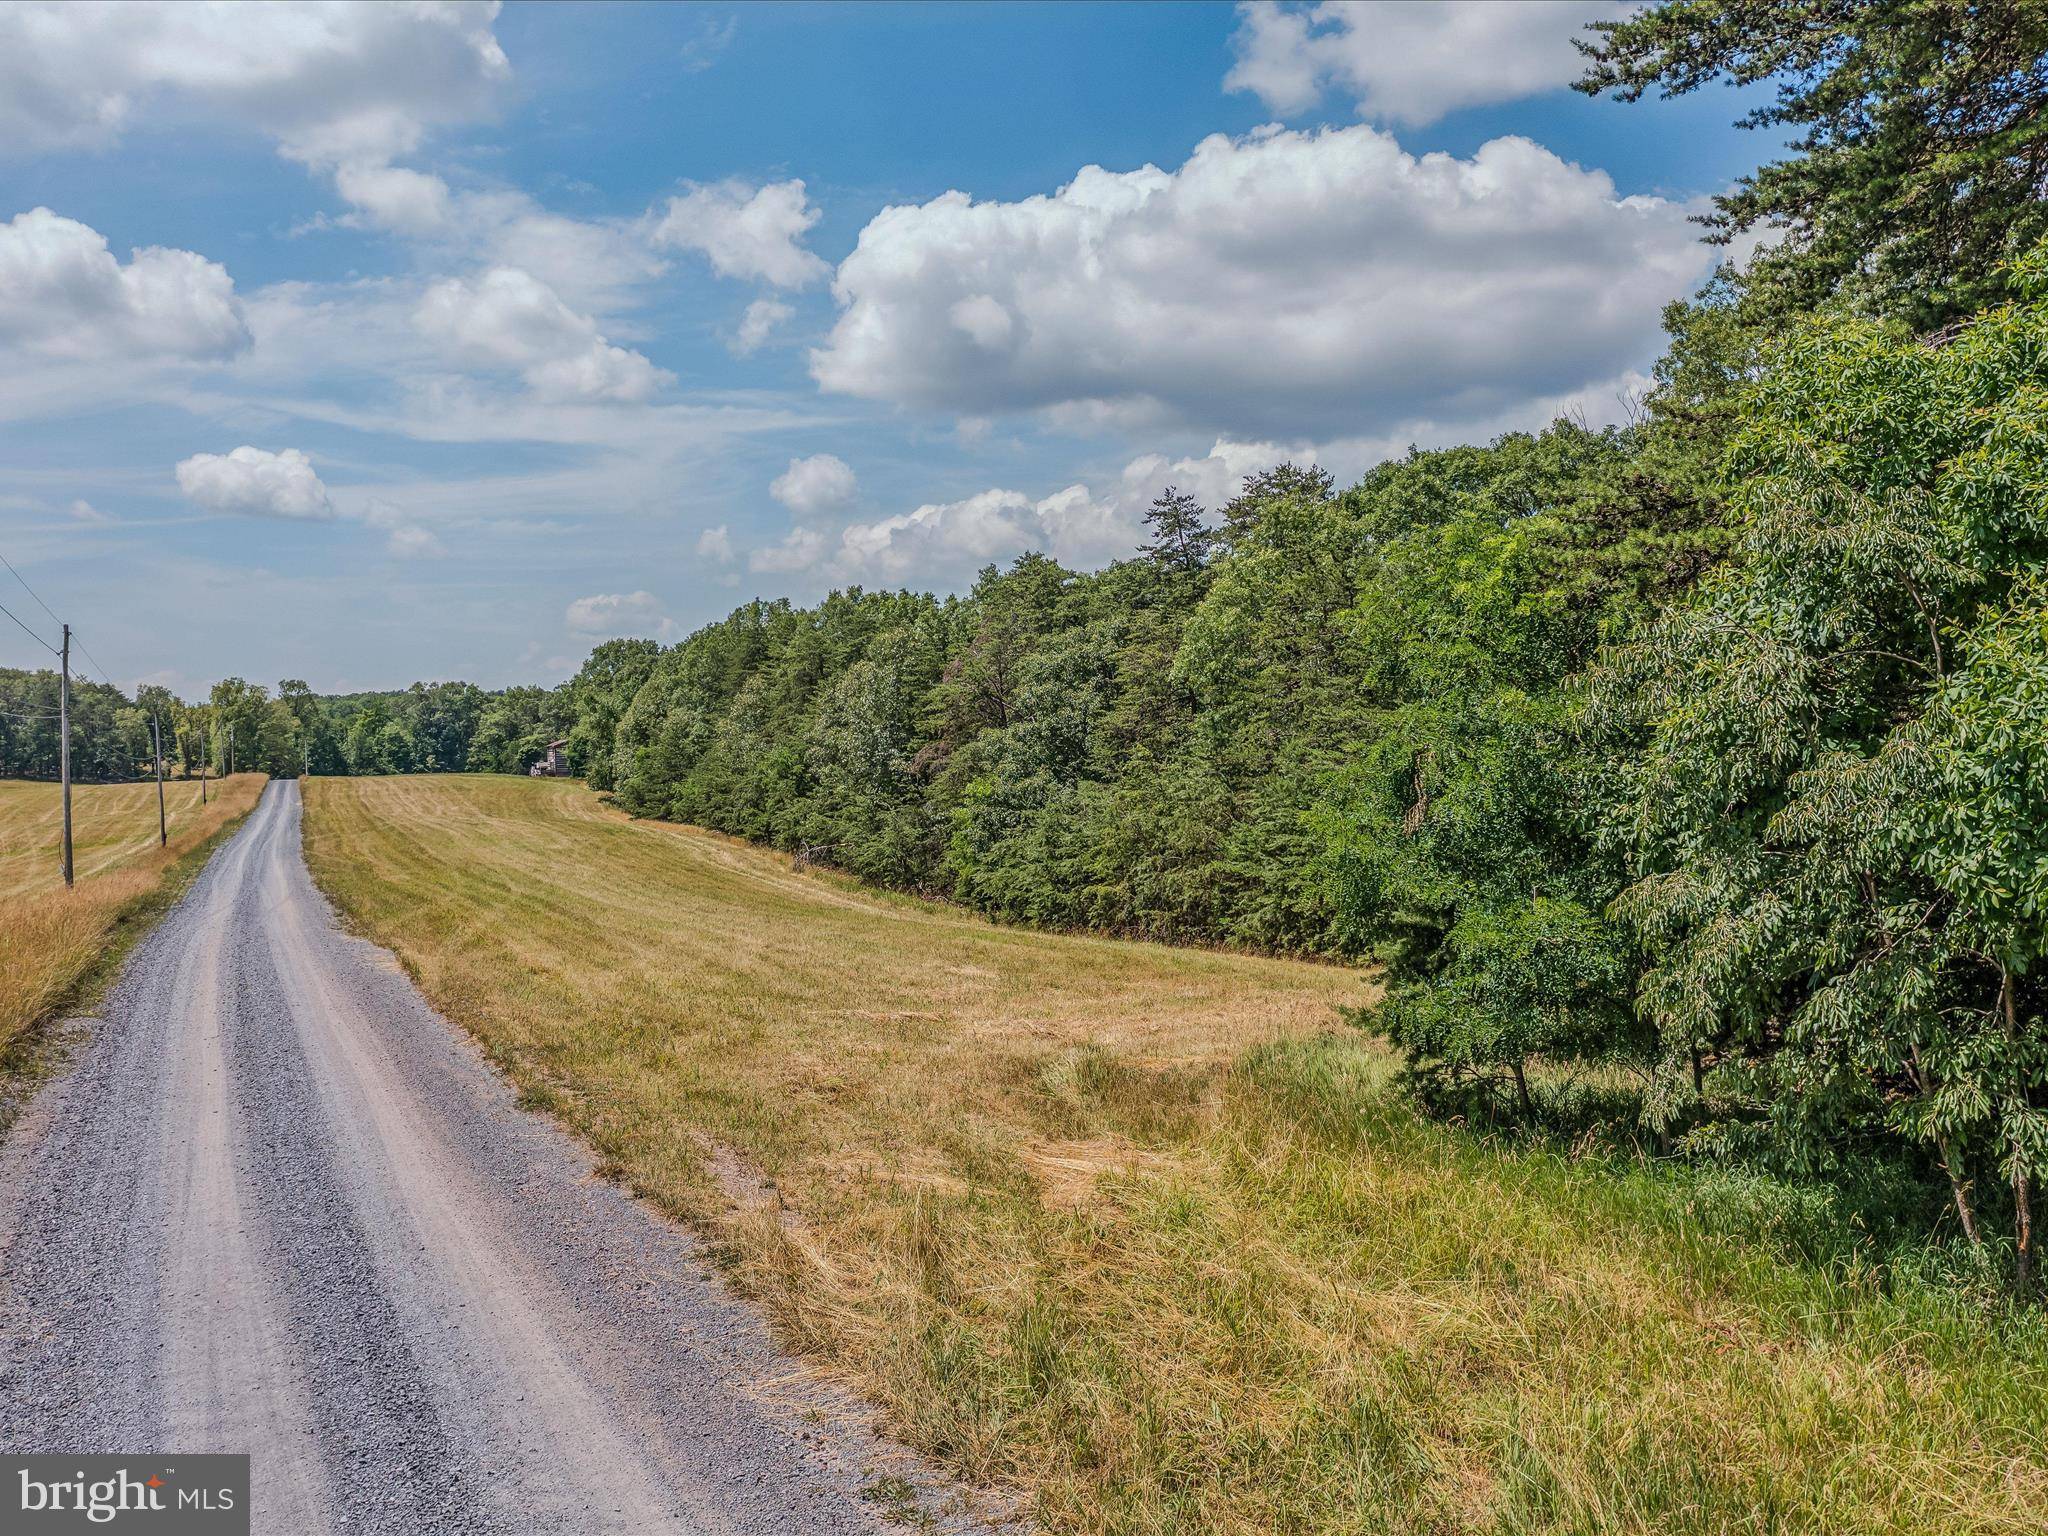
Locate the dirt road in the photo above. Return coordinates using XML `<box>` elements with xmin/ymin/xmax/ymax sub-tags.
<box><xmin>0</xmin><ymin>781</ymin><xmax>973</xmax><ymax>1533</ymax></box>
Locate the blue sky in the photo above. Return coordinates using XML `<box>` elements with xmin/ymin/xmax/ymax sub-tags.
<box><xmin>0</xmin><ymin>1</ymin><xmax>1771</xmax><ymax>695</ymax></box>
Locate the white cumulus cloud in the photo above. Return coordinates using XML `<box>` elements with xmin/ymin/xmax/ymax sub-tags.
<box><xmin>0</xmin><ymin>208</ymin><xmax>248</xmax><ymax>364</ymax></box>
<box><xmin>695</xmin><ymin>524</ymin><xmax>735</xmax><ymax>563</ymax></box>
<box><xmin>754</xmin><ymin>440</ymin><xmax>1300</xmax><ymax>586</ymax></box>
<box><xmin>332</xmin><ymin>161</ymin><xmax>454</xmax><ymax>236</ymax></box>
<box><xmin>1226</xmin><ymin>1</ymin><xmax>1626</xmax><ymax>124</ymax></box>
<box><xmin>651</xmin><ymin>179</ymin><xmax>828</xmax><ymax>288</ymax></box>
<box><xmin>732</xmin><ymin>297</ymin><xmax>792</xmax><ymax>356</ymax></box>
<box><xmin>175</xmin><ymin>446</ymin><xmax>334</xmax><ymax>520</ymax></box>
<box><xmin>748</xmin><ymin>527</ymin><xmax>829</xmax><ymax>575</ymax></box>
<box><xmin>565</xmin><ymin>590</ymin><xmax>673</xmax><ymax>638</ymax></box>
<box><xmin>414</xmin><ymin>267</ymin><xmax>669</xmax><ymax>403</ymax></box>
<box><xmin>812</xmin><ymin>122</ymin><xmax>1704</xmax><ymax>440</ymax></box>
<box><xmin>769</xmin><ymin>453</ymin><xmax>856</xmax><ymax>516</ymax></box>
<box><xmin>837</xmin><ymin>487</ymin><xmax>1076</xmax><ymax>578</ymax></box>
<box><xmin>0</xmin><ymin>0</ymin><xmax>509</xmax><ymax>155</ymax></box>
<box><xmin>0</xmin><ymin>1</ymin><xmax>510</xmax><ymax>245</ymax></box>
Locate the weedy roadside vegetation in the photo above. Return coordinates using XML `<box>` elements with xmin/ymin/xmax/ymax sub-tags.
<box><xmin>306</xmin><ymin>773</ymin><xmax>2048</xmax><ymax>1536</ymax></box>
<box><xmin>0</xmin><ymin>775</ymin><xmax>265</xmax><ymax>1063</ymax></box>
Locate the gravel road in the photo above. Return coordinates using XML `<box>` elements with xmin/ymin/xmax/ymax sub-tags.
<box><xmin>0</xmin><ymin>780</ymin><xmax>982</xmax><ymax>1534</ymax></box>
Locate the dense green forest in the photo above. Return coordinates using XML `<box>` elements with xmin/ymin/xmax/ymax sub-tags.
<box><xmin>15</xmin><ymin>1</ymin><xmax>2048</xmax><ymax>1288</ymax></box>
<box><xmin>1</xmin><ymin>668</ymin><xmax>163</xmax><ymax>782</ymax></box>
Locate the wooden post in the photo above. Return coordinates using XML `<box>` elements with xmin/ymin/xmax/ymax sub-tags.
<box><xmin>58</xmin><ymin>623</ymin><xmax>72</xmax><ymax>888</ymax></box>
<box><xmin>152</xmin><ymin>713</ymin><xmax>167</xmax><ymax>847</ymax></box>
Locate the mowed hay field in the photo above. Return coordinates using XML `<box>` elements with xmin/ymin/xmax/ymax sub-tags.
<box><xmin>0</xmin><ymin>774</ymin><xmax>265</xmax><ymax>1054</ymax></box>
<box><xmin>303</xmin><ymin>774</ymin><xmax>2048</xmax><ymax>1536</ymax></box>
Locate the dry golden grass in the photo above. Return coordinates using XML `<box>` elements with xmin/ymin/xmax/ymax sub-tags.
<box><xmin>304</xmin><ymin>774</ymin><xmax>2048</xmax><ymax>1536</ymax></box>
<box><xmin>301</xmin><ymin>773</ymin><xmax>1358</xmax><ymax>1188</ymax></box>
<box><xmin>0</xmin><ymin>775</ymin><xmax>265</xmax><ymax>1054</ymax></box>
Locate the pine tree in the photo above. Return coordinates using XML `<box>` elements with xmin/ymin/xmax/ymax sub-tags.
<box><xmin>1578</xmin><ymin>0</ymin><xmax>2048</xmax><ymax>331</ymax></box>
<box><xmin>1140</xmin><ymin>487</ymin><xmax>1213</xmax><ymax>575</ymax></box>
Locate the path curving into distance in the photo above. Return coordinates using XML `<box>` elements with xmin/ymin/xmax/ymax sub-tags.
<box><xmin>0</xmin><ymin>780</ymin><xmax>980</xmax><ymax>1535</ymax></box>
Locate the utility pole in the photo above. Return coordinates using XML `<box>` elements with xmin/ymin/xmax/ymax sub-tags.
<box><xmin>227</xmin><ymin>723</ymin><xmax>235</xmax><ymax>778</ymax></box>
<box><xmin>152</xmin><ymin>712</ymin><xmax>167</xmax><ymax>848</ymax></box>
<box><xmin>58</xmin><ymin>623</ymin><xmax>73</xmax><ymax>888</ymax></box>
<box><xmin>201</xmin><ymin>721</ymin><xmax>209</xmax><ymax>804</ymax></box>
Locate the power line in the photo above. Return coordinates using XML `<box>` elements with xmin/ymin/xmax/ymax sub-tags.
<box><xmin>73</xmin><ymin>634</ymin><xmax>119</xmax><ymax>692</ymax></box>
<box><xmin>2</xmin><ymin>562</ymin><xmax>156</xmax><ymax>886</ymax></box>
<box><xmin>0</xmin><ymin>548</ymin><xmax>61</xmax><ymax>631</ymax></box>
<box><xmin>0</xmin><ymin>551</ymin><xmax>98</xmax><ymax>692</ymax></box>
<box><xmin>0</xmin><ymin>548</ymin><xmax>127</xmax><ymax>689</ymax></box>
<box><xmin>55</xmin><ymin>637</ymin><xmax>114</xmax><ymax>693</ymax></box>
<box><xmin>0</xmin><ymin>594</ymin><xmax>59</xmax><ymax>656</ymax></box>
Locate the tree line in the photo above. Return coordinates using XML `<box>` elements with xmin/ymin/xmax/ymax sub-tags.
<box><xmin>0</xmin><ymin>658</ymin><xmax>653</xmax><ymax>788</ymax></box>
<box><xmin>0</xmin><ymin>672</ymin><xmax>473</xmax><ymax>783</ymax></box>
<box><xmin>11</xmin><ymin>2</ymin><xmax>2046</xmax><ymax>1287</ymax></box>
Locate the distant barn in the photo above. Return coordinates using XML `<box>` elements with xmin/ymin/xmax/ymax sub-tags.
<box><xmin>529</xmin><ymin>739</ymin><xmax>570</xmax><ymax>777</ymax></box>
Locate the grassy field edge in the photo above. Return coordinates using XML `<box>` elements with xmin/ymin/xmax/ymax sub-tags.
<box><xmin>0</xmin><ymin>776</ymin><xmax>267</xmax><ymax>1131</ymax></box>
